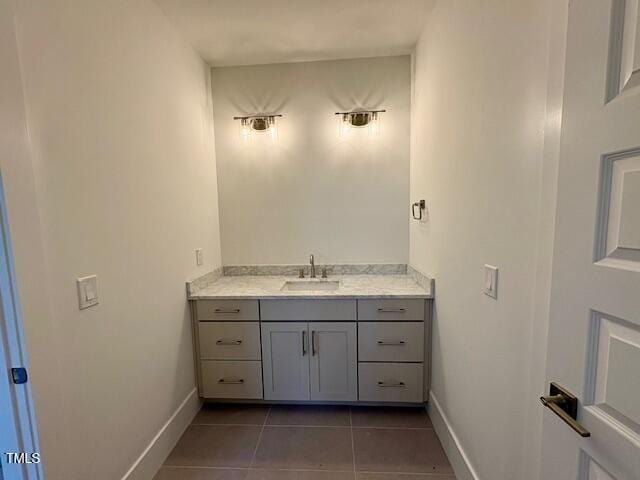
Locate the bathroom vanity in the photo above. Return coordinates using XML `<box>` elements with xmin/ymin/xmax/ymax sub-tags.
<box><xmin>188</xmin><ymin>272</ymin><xmax>433</xmax><ymax>405</ymax></box>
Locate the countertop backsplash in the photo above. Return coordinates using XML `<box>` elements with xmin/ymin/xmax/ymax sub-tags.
<box><xmin>222</xmin><ymin>263</ymin><xmax>407</xmax><ymax>277</ymax></box>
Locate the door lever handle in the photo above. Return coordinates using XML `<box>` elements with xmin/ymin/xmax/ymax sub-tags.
<box><xmin>540</xmin><ymin>382</ymin><xmax>590</xmax><ymax>438</ymax></box>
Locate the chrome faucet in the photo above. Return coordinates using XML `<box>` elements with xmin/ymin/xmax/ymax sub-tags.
<box><xmin>309</xmin><ymin>254</ymin><xmax>316</xmax><ymax>278</ymax></box>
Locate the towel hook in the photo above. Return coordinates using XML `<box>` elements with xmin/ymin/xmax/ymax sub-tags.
<box><xmin>411</xmin><ymin>200</ymin><xmax>426</xmax><ymax>220</ymax></box>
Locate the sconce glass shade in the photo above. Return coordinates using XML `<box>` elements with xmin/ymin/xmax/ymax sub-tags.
<box><xmin>335</xmin><ymin>110</ymin><xmax>385</xmax><ymax>137</ymax></box>
<box><xmin>239</xmin><ymin>118</ymin><xmax>251</xmax><ymax>141</ymax></box>
<box><xmin>368</xmin><ymin>112</ymin><xmax>380</xmax><ymax>136</ymax></box>
<box><xmin>350</xmin><ymin>112</ymin><xmax>372</xmax><ymax>127</ymax></box>
<box><xmin>267</xmin><ymin>116</ymin><xmax>278</xmax><ymax>139</ymax></box>
<box><xmin>234</xmin><ymin>114</ymin><xmax>282</xmax><ymax>141</ymax></box>
<box><xmin>251</xmin><ymin>117</ymin><xmax>268</xmax><ymax>131</ymax></box>
<box><xmin>338</xmin><ymin>113</ymin><xmax>350</xmax><ymax>138</ymax></box>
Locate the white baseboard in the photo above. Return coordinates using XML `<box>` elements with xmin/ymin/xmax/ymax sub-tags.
<box><xmin>121</xmin><ymin>388</ymin><xmax>201</xmax><ymax>480</ymax></box>
<box><xmin>428</xmin><ymin>391</ymin><xmax>480</xmax><ymax>480</ymax></box>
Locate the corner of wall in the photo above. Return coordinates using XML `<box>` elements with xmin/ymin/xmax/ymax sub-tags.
<box><xmin>205</xmin><ymin>65</ymin><xmax>224</xmax><ymax>269</ymax></box>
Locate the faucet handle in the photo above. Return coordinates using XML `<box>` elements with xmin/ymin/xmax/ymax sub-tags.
<box><xmin>321</xmin><ymin>268</ymin><xmax>327</xmax><ymax>279</ymax></box>
<box><xmin>299</xmin><ymin>268</ymin><xmax>305</xmax><ymax>278</ymax></box>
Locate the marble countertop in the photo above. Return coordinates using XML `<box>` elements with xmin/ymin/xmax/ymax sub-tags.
<box><xmin>188</xmin><ymin>274</ymin><xmax>432</xmax><ymax>300</ymax></box>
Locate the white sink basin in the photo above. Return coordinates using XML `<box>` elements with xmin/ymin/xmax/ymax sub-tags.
<box><xmin>281</xmin><ymin>280</ymin><xmax>340</xmax><ymax>292</ymax></box>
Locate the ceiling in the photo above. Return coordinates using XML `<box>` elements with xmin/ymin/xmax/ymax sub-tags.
<box><xmin>155</xmin><ymin>0</ymin><xmax>435</xmax><ymax>67</ymax></box>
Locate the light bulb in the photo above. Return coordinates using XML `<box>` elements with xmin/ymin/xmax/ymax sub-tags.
<box><xmin>239</xmin><ymin>118</ymin><xmax>251</xmax><ymax>142</ymax></box>
<box><xmin>338</xmin><ymin>113</ymin><xmax>350</xmax><ymax>138</ymax></box>
<box><xmin>268</xmin><ymin>124</ymin><xmax>278</xmax><ymax>140</ymax></box>
<box><xmin>267</xmin><ymin>116</ymin><xmax>278</xmax><ymax>140</ymax></box>
<box><xmin>368</xmin><ymin>112</ymin><xmax>380</xmax><ymax>137</ymax></box>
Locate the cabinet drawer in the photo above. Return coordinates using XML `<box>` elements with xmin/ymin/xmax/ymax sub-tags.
<box><xmin>196</xmin><ymin>300</ymin><xmax>259</xmax><ymax>321</ymax></box>
<box><xmin>199</xmin><ymin>322</ymin><xmax>261</xmax><ymax>360</ymax></box>
<box><xmin>200</xmin><ymin>360</ymin><xmax>263</xmax><ymax>399</ymax></box>
<box><xmin>358</xmin><ymin>362</ymin><xmax>423</xmax><ymax>403</ymax></box>
<box><xmin>260</xmin><ymin>299</ymin><xmax>356</xmax><ymax>321</ymax></box>
<box><xmin>357</xmin><ymin>299</ymin><xmax>425</xmax><ymax>321</ymax></box>
<box><xmin>358</xmin><ymin>322</ymin><xmax>424</xmax><ymax>362</ymax></box>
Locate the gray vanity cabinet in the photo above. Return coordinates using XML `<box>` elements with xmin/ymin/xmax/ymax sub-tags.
<box><xmin>309</xmin><ymin>322</ymin><xmax>357</xmax><ymax>401</ymax></box>
<box><xmin>261</xmin><ymin>321</ymin><xmax>357</xmax><ymax>401</ymax></box>
<box><xmin>356</xmin><ymin>300</ymin><xmax>428</xmax><ymax>403</ymax></box>
<box><xmin>192</xmin><ymin>297</ymin><xmax>431</xmax><ymax>404</ymax></box>
<box><xmin>261</xmin><ymin>322</ymin><xmax>310</xmax><ymax>400</ymax></box>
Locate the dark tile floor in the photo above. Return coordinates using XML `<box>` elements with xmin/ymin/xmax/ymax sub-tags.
<box><xmin>155</xmin><ymin>404</ymin><xmax>455</xmax><ymax>480</ymax></box>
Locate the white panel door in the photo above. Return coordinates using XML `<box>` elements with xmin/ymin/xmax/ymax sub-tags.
<box><xmin>540</xmin><ymin>1</ymin><xmax>640</xmax><ymax>478</ymax></box>
<box><xmin>261</xmin><ymin>322</ymin><xmax>310</xmax><ymax>401</ymax></box>
<box><xmin>309</xmin><ymin>322</ymin><xmax>357</xmax><ymax>401</ymax></box>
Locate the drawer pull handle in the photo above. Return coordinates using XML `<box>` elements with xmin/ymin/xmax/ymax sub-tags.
<box><xmin>377</xmin><ymin>308</ymin><xmax>406</xmax><ymax>313</ymax></box>
<box><xmin>216</xmin><ymin>339</ymin><xmax>242</xmax><ymax>345</ymax></box>
<box><xmin>302</xmin><ymin>330</ymin><xmax>308</xmax><ymax>356</ymax></box>
<box><xmin>214</xmin><ymin>308</ymin><xmax>241</xmax><ymax>314</ymax></box>
<box><xmin>377</xmin><ymin>381</ymin><xmax>406</xmax><ymax>388</ymax></box>
<box><xmin>218</xmin><ymin>378</ymin><xmax>244</xmax><ymax>384</ymax></box>
<box><xmin>377</xmin><ymin>340</ymin><xmax>406</xmax><ymax>346</ymax></box>
<box><xmin>311</xmin><ymin>330</ymin><xmax>318</xmax><ymax>356</ymax></box>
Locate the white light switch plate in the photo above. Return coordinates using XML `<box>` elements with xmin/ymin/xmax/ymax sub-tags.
<box><xmin>484</xmin><ymin>265</ymin><xmax>498</xmax><ymax>299</ymax></box>
<box><xmin>77</xmin><ymin>275</ymin><xmax>99</xmax><ymax>310</ymax></box>
<box><xmin>195</xmin><ymin>248</ymin><xmax>204</xmax><ymax>266</ymax></box>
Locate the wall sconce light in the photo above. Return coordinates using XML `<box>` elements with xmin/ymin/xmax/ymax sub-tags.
<box><xmin>233</xmin><ymin>114</ymin><xmax>283</xmax><ymax>141</ymax></box>
<box><xmin>335</xmin><ymin>109</ymin><xmax>385</xmax><ymax>137</ymax></box>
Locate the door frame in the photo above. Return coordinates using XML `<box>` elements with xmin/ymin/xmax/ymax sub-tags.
<box><xmin>0</xmin><ymin>171</ymin><xmax>43</xmax><ymax>479</ymax></box>
<box><xmin>524</xmin><ymin>0</ymin><xmax>571</xmax><ymax>478</ymax></box>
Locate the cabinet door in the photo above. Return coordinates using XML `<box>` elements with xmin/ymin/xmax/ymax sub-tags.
<box><xmin>309</xmin><ymin>322</ymin><xmax>357</xmax><ymax>401</ymax></box>
<box><xmin>261</xmin><ymin>322</ymin><xmax>310</xmax><ymax>401</ymax></box>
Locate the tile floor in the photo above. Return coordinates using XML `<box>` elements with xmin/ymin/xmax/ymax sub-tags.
<box><xmin>155</xmin><ymin>404</ymin><xmax>455</xmax><ymax>480</ymax></box>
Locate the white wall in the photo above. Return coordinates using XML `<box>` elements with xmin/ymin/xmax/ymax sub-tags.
<box><xmin>410</xmin><ymin>1</ymin><xmax>562</xmax><ymax>479</ymax></box>
<box><xmin>212</xmin><ymin>56</ymin><xmax>410</xmax><ymax>265</ymax></box>
<box><xmin>7</xmin><ymin>0</ymin><xmax>222</xmax><ymax>478</ymax></box>
<box><xmin>0</xmin><ymin>0</ymin><xmax>61</xmax><ymax>475</ymax></box>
